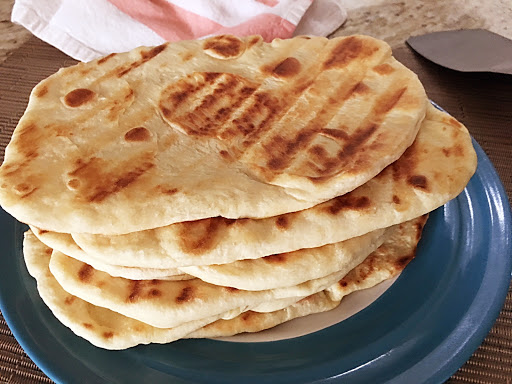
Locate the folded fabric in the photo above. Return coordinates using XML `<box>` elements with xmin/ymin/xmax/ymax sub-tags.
<box><xmin>11</xmin><ymin>0</ymin><xmax>347</xmax><ymax>62</ymax></box>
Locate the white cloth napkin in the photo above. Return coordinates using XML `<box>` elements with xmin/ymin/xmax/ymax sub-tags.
<box><xmin>11</xmin><ymin>0</ymin><xmax>347</xmax><ymax>62</ymax></box>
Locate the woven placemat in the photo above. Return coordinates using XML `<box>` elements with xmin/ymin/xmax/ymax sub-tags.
<box><xmin>0</xmin><ymin>36</ymin><xmax>511</xmax><ymax>384</ymax></box>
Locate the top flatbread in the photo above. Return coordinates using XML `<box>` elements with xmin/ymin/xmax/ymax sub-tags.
<box><xmin>0</xmin><ymin>34</ymin><xmax>427</xmax><ymax>234</ymax></box>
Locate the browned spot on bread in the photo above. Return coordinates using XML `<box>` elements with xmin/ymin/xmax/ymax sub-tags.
<box><xmin>203</xmin><ymin>35</ymin><xmax>244</xmax><ymax>58</ymax></box>
<box><xmin>266</xmin><ymin>129</ymin><xmax>318</xmax><ymax>170</ymax></box>
<box><xmin>124</xmin><ymin>127</ymin><xmax>151</xmax><ymax>142</ymax></box>
<box><xmin>35</xmin><ymin>85</ymin><xmax>48</xmax><ymax>98</ymax></box>
<box><xmin>64</xmin><ymin>296</ymin><xmax>75</xmax><ymax>305</ymax></box>
<box><xmin>448</xmin><ymin>117</ymin><xmax>463</xmax><ymax>128</ymax></box>
<box><xmin>408</xmin><ymin>175</ymin><xmax>428</xmax><ymax>190</ymax></box>
<box><xmin>45</xmin><ymin>248</ymin><xmax>52</xmax><ymax>256</ymax></box>
<box><xmin>372</xmin><ymin>63</ymin><xmax>395</xmax><ymax>75</ymax></box>
<box><xmin>392</xmin><ymin>194</ymin><xmax>401</xmax><ymax>204</ymax></box>
<box><xmin>263</xmin><ymin>253</ymin><xmax>288</xmax><ymax>263</ymax></box>
<box><xmin>13</xmin><ymin>183</ymin><xmax>37</xmax><ymax>198</ymax></box>
<box><xmin>352</xmin><ymin>82</ymin><xmax>370</xmax><ymax>95</ymax></box>
<box><xmin>128</xmin><ymin>281</ymin><xmax>142</xmax><ymax>302</ymax></box>
<box><xmin>156</xmin><ymin>185</ymin><xmax>179</xmax><ymax>195</ymax></box>
<box><xmin>339</xmin><ymin>280</ymin><xmax>348</xmax><ymax>287</ymax></box>
<box><xmin>78</xmin><ymin>264</ymin><xmax>94</xmax><ymax>283</ymax></box>
<box><xmin>323</xmin><ymin>36</ymin><xmax>379</xmax><ymax>69</ymax></box>
<box><xmin>149</xmin><ymin>289</ymin><xmax>162</xmax><ymax>297</ymax></box>
<box><xmin>242</xmin><ymin>312</ymin><xmax>253</xmax><ymax>321</ymax></box>
<box><xmin>394</xmin><ymin>254</ymin><xmax>414</xmax><ymax>270</ymax></box>
<box><xmin>265</xmin><ymin>57</ymin><xmax>301</xmax><ymax>78</ymax></box>
<box><xmin>180</xmin><ymin>52</ymin><xmax>194</xmax><ymax>62</ymax></box>
<box><xmin>102</xmin><ymin>331</ymin><xmax>114</xmax><ymax>339</ymax></box>
<box><xmin>275</xmin><ymin>215</ymin><xmax>289</xmax><ymax>229</ymax></box>
<box><xmin>248</xmin><ymin>36</ymin><xmax>263</xmax><ymax>48</ymax></box>
<box><xmin>176</xmin><ymin>286</ymin><xmax>194</xmax><ymax>304</ymax></box>
<box><xmin>336</xmin><ymin>124</ymin><xmax>378</xmax><ymax>163</ymax></box>
<box><xmin>177</xmin><ymin>217</ymin><xmax>237</xmax><ymax>254</ymax></box>
<box><xmin>83</xmin><ymin>323</ymin><xmax>93</xmax><ymax>329</ymax></box>
<box><xmin>224</xmin><ymin>286</ymin><xmax>239</xmax><ymax>293</ymax></box>
<box><xmin>64</xmin><ymin>88</ymin><xmax>96</xmax><ymax>107</ymax></box>
<box><xmin>219</xmin><ymin>150</ymin><xmax>232</xmax><ymax>160</ymax></box>
<box><xmin>116</xmin><ymin>44</ymin><xmax>167</xmax><ymax>77</ymax></box>
<box><xmin>325</xmin><ymin>195</ymin><xmax>371</xmax><ymax>215</ymax></box>
<box><xmin>67</xmin><ymin>178</ymin><xmax>80</xmax><ymax>190</ymax></box>
<box><xmin>98</xmin><ymin>53</ymin><xmax>117</xmax><ymax>65</ymax></box>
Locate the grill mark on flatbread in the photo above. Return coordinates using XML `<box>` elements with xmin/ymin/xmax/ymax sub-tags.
<box><xmin>372</xmin><ymin>63</ymin><xmax>395</xmax><ymax>75</ymax></box>
<box><xmin>115</xmin><ymin>43</ymin><xmax>168</xmax><ymax>77</ymax></box>
<box><xmin>407</xmin><ymin>175</ymin><xmax>429</xmax><ymax>190</ymax></box>
<box><xmin>83</xmin><ymin>322</ymin><xmax>93</xmax><ymax>329</ymax></box>
<box><xmin>68</xmin><ymin>156</ymin><xmax>155</xmax><ymax>203</ymax></box>
<box><xmin>103</xmin><ymin>331</ymin><xmax>114</xmax><ymax>339</ymax></box>
<box><xmin>35</xmin><ymin>85</ymin><xmax>48</xmax><ymax>98</ymax></box>
<box><xmin>64</xmin><ymin>88</ymin><xmax>96</xmax><ymax>108</ymax></box>
<box><xmin>97</xmin><ymin>53</ymin><xmax>117</xmax><ymax>65</ymax></box>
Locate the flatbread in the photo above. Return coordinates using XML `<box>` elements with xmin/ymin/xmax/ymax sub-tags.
<box><xmin>22</xmin><ymin>230</ymin><xmax>224</xmax><ymax>350</ymax></box>
<box><xmin>179</xmin><ymin>227</ymin><xmax>388</xmax><ymax>290</ymax></box>
<box><xmin>29</xmin><ymin>226</ymin><xmax>190</xmax><ymax>280</ymax></box>
<box><xmin>48</xmin><ymin>225</ymin><xmax>397</xmax><ymax>328</ymax></box>
<box><xmin>72</xmin><ymin>104</ymin><xmax>476</xmax><ymax>268</ymax></box>
<box><xmin>0</xmin><ymin>34</ymin><xmax>427</xmax><ymax>234</ymax></box>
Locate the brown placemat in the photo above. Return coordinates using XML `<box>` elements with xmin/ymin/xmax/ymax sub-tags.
<box><xmin>0</xmin><ymin>36</ymin><xmax>511</xmax><ymax>384</ymax></box>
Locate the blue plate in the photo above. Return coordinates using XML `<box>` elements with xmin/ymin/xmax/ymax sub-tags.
<box><xmin>0</xmin><ymin>138</ymin><xmax>510</xmax><ymax>384</ymax></box>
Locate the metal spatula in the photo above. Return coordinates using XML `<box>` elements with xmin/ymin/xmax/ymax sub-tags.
<box><xmin>406</xmin><ymin>29</ymin><xmax>512</xmax><ymax>75</ymax></box>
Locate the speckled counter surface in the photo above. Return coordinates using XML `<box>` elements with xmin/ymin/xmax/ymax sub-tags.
<box><xmin>0</xmin><ymin>1</ymin><xmax>511</xmax><ymax>384</ymax></box>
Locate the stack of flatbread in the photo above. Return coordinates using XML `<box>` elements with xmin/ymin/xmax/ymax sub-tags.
<box><xmin>0</xmin><ymin>35</ymin><xmax>477</xmax><ymax>350</ymax></box>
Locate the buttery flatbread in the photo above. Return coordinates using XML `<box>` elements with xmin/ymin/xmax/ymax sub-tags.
<box><xmin>0</xmin><ymin>34</ymin><xmax>427</xmax><ymax>234</ymax></box>
<box><xmin>72</xmin><ymin>105</ymin><xmax>476</xmax><ymax>269</ymax></box>
<box><xmin>48</xmin><ymin>226</ymin><xmax>397</xmax><ymax>328</ymax></box>
<box><xmin>30</xmin><ymin>226</ymin><xmax>190</xmax><ymax>280</ymax></box>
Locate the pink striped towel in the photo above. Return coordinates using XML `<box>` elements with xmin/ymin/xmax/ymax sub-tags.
<box><xmin>12</xmin><ymin>0</ymin><xmax>347</xmax><ymax>62</ymax></box>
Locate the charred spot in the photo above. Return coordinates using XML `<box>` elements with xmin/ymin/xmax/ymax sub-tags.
<box><xmin>78</xmin><ymin>264</ymin><xmax>94</xmax><ymax>283</ymax></box>
<box><xmin>275</xmin><ymin>215</ymin><xmax>289</xmax><ymax>230</ymax></box>
<box><xmin>98</xmin><ymin>53</ymin><xmax>117</xmax><ymax>65</ymax></box>
<box><xmin>64</xmin><ymin>296</ymin><xmax>76</xmax><ymax>305</ymax></box>
<box><xmin>263</xmin><ymin>253</ymin><xmax>288</xmax><ymax>263</ymax></box>
<box><xmin>325</xmin><ymin>195</ymin><xmax>371</xmax><ymax>215</ymax></box>
<box><xmin>339</xmin><ymin>280</ymin><xmax>348</xmax><ymax>287</ymax></box>
<box><xmin>242</xmin><ymin>312</ymin><xmax>253</xmax><ymax>321</ymax></box>
<box><xmin>124</xmin><ymin>127</ymin><xmax>151</xmax><ymax>142</ymax></box>
<box><xmin>267</xmin><ymin>57</ymin><xmax>301</xmax><ymax>78</ymax></box>
<box><xmin>178</xmin><ymin>217</ymin><xmax>237</xmax><ymax>254</ymax></box>
<box><xmin>176</xmin><ymin>286</ymin><xmax>194</xmax><ymax>304</ymax></box>
<box><xmin>372</xmin><ymin>63</ymin><xmax>395</xmax><ymax>75</ymax></box>
<box><xmin>224</xmin><ymin>286</ymin><xmax>239</xmax><ymax>293</ymax></box>
<box><xmin>102</xmin><ymin>331</ymin><xmax>114</xmax><ymax>339</ymax></box>
<box><xmin>44</xmin><ymin>248</ymin><xmax>52</xmax><ymax>256</ymax></box>
<box><xmin>67</xmin><ymin>178</ymin><xmax>81</xmax><ymax>190</ymax></box>
<box><xmin>248</xmin><ymin>36</ymin><xmax>263</xmax><ymax>47</ymax></box>
<box><xmin>352</xmin><ymin>82</ymin><xmax>370</xmax><ymax>95</ymax></box>
<box><xmin>407</xmin><ymin>175</ymin><xmax>428</xmax><ymax>190</ymax></box>
<box><xmin>127</xmin><ymin>281</ymin><xmax>142</xmax><ymax>302</ymax></box>
<box><xmin>395</xmin><ymin>254</ymin><xmax>414</xmax><ymax>269</ymax></box>
<box><xmin>149</xmin><ymin>289</ymin><xmax>162</xmax><ymax>297</ymax></box>
<box><xmin>36</xmin><ymin>228</ymin><xmax>49</xmax><ymax>235</ymax></box>
<box><xmin>156</xmin><ymin>186</ymin><xmax>179</xmax><ymax>195</ymax></box>
<box><xmin>35</xmin><ymin>85</ymin><xmax>48</xmax><ymax>98</ymax></box>
<box><xmin>141</xmin><ymin>44</ymin><xmax>168</xmax><ymax>61</ymax></box>
<box><xmin>323</xmin><ymin>36</ymin><xmax>379</xmax><ymax>69</ymax></box>
<box><xmin>64</xmin><ymin>88</ymin><xmax>96</xmax><ymax>108</ymax></box>
<box><xmin>203</xmin><ymin>35</ymin><xmax>244</xmax><ymax>58</ymax></box>
<box><xmin>392</xmin><ymin>194</ymin><xmax>401</xmax><ymax>204</ymax></box>
<box><xmin>219</xmin><ymin>150</ymin><xmax>232</xmax><ymax>160</ymax></box>
<box><xmin>82</xmin><ymin>323</ymin><xmax>93</xmax><ymax>329</ymax></box>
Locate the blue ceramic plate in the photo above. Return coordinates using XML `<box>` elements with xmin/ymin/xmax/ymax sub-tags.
<box><xmin>0</xmin><ymin>138</ymin><xmax>510</xmax><ymax>384</ymax></box>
